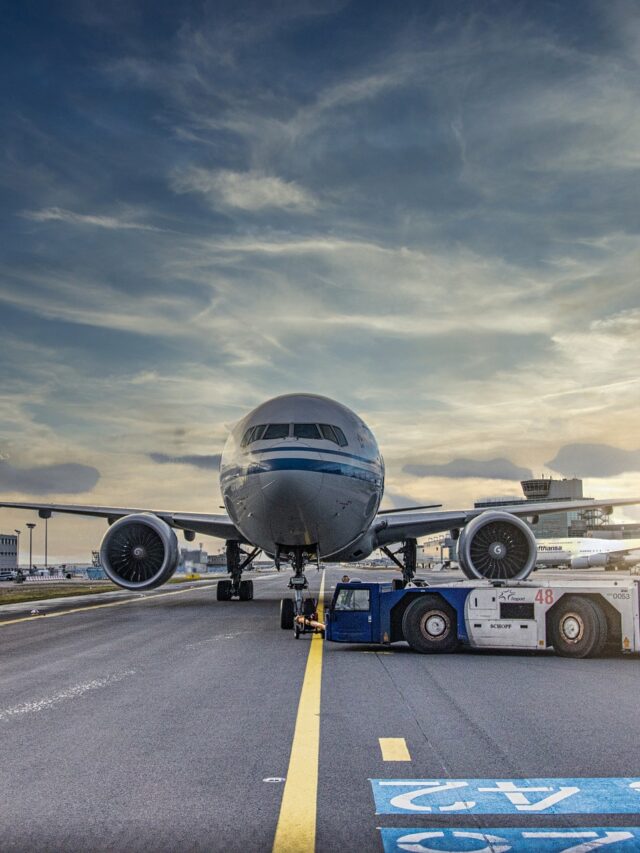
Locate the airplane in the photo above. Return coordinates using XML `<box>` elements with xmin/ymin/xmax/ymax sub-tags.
<box><xmin>2</xmin><ymin>393</ymin><xmax>639</xmax><ymax>629</ymax></box>
<box><xmin>535</xmin><ymin>537</ymin><xmax>640</xmax><ymax>571</ymax></box>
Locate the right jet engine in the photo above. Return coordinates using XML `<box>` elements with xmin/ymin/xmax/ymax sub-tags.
<box><xmin>457</xmin><ymin>511</ymin><xmax>537</xmax><ymax>581</ymax></box>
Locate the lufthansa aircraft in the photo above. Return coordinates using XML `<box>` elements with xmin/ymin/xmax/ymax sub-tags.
<box><xmin>2</xmin><ymin>393</ymin><xmax>638</xmax><ymax>628</ymax></box>
<box><xmin>536</xmin><ymin>537</ymin><xmax>640</xmax><ymax>571</ymax></box>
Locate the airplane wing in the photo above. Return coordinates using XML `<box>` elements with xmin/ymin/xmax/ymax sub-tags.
<box><xmin>0</xmin><ymin>501</ymin><xmax>241</xmax><ymax>541</ymax></box>
<box><xmin>595</xmin><ymin>542</ymin><xmax>640</xmax><ymax>557</ymax></box>
<box><xmin>373</xmin><ymin>498</ymin><xmax>640</xmax><ymax>547</ymax></box>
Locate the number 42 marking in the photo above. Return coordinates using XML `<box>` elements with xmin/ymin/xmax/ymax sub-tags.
<box><xmin>535</xmin><ymin>589</ymin><xmax>554</xmax><ymax>605</ymax></box>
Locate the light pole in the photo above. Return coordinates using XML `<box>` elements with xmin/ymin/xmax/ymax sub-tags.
<box><xmin>39</xmin><ymin>510</ymin><xmax>51</xmax><ymax>572</ymax></box>
<box><xmin>26</xmin><ymin>523</ymin><xmax>36</xmax><ymax>571</ymax></box>
<box><xmin>14</xmin><ymin>529</ymin><xmax>20</xmax><ymax>569</ymax></box>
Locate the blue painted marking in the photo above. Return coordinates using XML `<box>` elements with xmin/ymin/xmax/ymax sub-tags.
<box><xmin>380</xmin><ymin>827</ymin><xmax>640</xmax><ymax>852</ymax></box>
<box><xmin>371</xmin><ymin>778</ymin><xmax>640</xmax><ymax>815</ymax></box>
<box><xmin>220</xmin><ymin>457</ymin><xmax>383</xmax><ymax>485</ymax></box>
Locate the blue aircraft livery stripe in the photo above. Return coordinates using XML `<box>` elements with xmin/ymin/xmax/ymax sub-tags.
<box><xmin>250</xmin><ymin>445</ymin><xmax>380</xmax><ymax>466</ymax></box>
<box><xmin>371</xmin><ymin>778</ymin><xmax>640</xmax><ymax>815</ymax></box>
<box><xmin>380</xmin><ymin>827</ymin><xmax>640</xmax><ymax>852</ymax></box>
<box><xmin>220</xmin><ymin>457</ymin><xmax>383</xmax><ymax>486</ymax></box>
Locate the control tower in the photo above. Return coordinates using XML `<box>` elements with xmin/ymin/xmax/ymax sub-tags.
<box><xmin>521</xmin><ymin>477</ymin><xmax>583</xmax><ymax>501</ymax></box>
<box><xmin>475</xmin><ymin>477</ymin><xmax>610</xmax><ymax>538</ymax></box>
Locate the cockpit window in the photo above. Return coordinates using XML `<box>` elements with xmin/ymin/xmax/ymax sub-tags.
<box><xmin>241</xmin><ymin>424</ymin><xmax>268</xmax><ymax>446</ymax></box>
<box><xmin>263</xmin><ymin>423</ymin><xmax>290</xmax><ymax>440</ymax></box>
<box><xmin>333</xmin><ymin>426</ymin><xmax>348</xmax><ymax>447</ymax></box>
<box><xmin>319</xmin><ymin>424</ymin><xmax>337</xmax><ymax>443</ymax></box>
<box><xmin>293</xmin><ymin>423</ymin><xmax>321</xmax><ymax>440</ymax></box>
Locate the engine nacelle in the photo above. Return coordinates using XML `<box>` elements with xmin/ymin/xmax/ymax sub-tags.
<box><xmin>99</xmin><ymin>513</ymin><xmax>180</xmax><ymax>590</ymax></box>
<box><xmin>458</xmin><ymin>511</ymin><xmax>537</xmax><ymax>581</ymax></box>
<box><xmin>571</xmin><ymin>554</ymin><xmax>609</xmax><ymax>570</ymax></box>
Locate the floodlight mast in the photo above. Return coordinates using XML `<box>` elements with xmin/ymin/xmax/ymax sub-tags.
<box><xmin>26</xmin><ymin>522</ymin><xmax>36</xmax><ymax>571</ymax></box>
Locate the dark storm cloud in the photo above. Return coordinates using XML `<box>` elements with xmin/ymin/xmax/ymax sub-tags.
<box><xmin>547</xmin><ymin>444</ymin><xmax>640</xmax><ymax>478</ymax></box>
<box><xmin>404</xmin><ymin>459</ymin><xmax>533</xmax><ymax>481</ymax></box>
<box><xmin>148</xmin><ymin>453</ymin><xmax>221</xmax><ymax>470</ymax></box>
<box><xmin>0</xmin><ymin>461</ymin><xmax>100</xmax><ymax>494</ymax></box>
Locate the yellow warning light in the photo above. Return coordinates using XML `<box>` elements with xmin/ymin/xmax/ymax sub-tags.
<box><xmin>383</xmin><ymin>632</ymin><xmax>390</xmax><ymax>643</ymax></box>
<box><xmin>539</xmin><ymin>640</ymin><xmax>545</xmax><ymax>646</ymax></box>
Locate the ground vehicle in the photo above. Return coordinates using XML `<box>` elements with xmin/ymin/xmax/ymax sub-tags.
<box><xmin>324</xmin><ymin>578</ymin><xmax>640</xmax><ymax>657</ymax></box>
<box><xmin>0</xmin><ymin>570</ymin><xmax>16</xmax><ymax>581</ymax></box>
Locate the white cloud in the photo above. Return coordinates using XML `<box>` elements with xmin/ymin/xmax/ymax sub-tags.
<box><xmin>171</xmin><ymin>168</ymin><xmax>317</xmax><ymax>212</ymax></box>
<box><xmin>21</xmin><ymin>207</ymin><xmax>162</xmax><ymax>231</ymax></box>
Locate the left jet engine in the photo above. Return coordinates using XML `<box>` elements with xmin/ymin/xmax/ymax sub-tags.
<box><xmin>99</xmin><ymin>513</ymin><xmax>180</xmax><ymax>590</ymax></box>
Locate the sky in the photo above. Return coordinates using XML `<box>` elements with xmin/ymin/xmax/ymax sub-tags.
<box><xmin>1</xmin><ymin>0</ymin><xmax>640</xmax><ymax>562</ymax></box>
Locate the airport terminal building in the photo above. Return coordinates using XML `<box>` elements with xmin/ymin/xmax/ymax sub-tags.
<box><xmin>0</xmin><ymin>533</ymin><xmax>18</xmax><ymax>569</ymax></box>
<box><xmin>475</xmin><ymin>477</ymin><xmax>614</xmax><ymax>538</ymax></box>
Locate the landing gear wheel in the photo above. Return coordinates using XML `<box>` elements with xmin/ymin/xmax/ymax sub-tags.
<box><xmin>239</xmin><ymin>580</ymin><xmax>254</xmax><ymax>601</ymax></box>
<box><xmin>303</xmin><ymin>598</ymin><xmax>317</xmax><ymax>618</ymax></box>
<box><xmin>217</xmin><ymin>579</ymin><xmax>232</xmax><ymax>601</ymax></box>
<box><xmin>402</xmin><ymin>595</ymin><xmax>457</xmax><ymax>653</ymax></box>
<box><xmin>280</xmin><ymin>598</ymin><xmax>294</xmax><ymax>630</ymax></box>
<box><xmin>392</xmin><ymin>579</ymin><xmax>405</xmax><ymax>591</ymax></box>
<box><xmin>549</xmin><ymin>596</ymin><xmax>608</xmax><ymax>658</ymax></box>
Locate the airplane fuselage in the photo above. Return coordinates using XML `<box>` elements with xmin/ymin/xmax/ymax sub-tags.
<box><xmin>220</xmin><ymin>394</ymin><xmax>385</xmax><ymax>560</ymax></box>
<box><xmin>536</xmin><ymin>537</ymin><xmax>640</xmax><ymax>567</ymax></box>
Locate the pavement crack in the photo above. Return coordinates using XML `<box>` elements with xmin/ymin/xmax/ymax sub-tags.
<box><xmin>375</xmin><ymin>653</ymin><xmax>453</xmax><ymax>778</ymax></box>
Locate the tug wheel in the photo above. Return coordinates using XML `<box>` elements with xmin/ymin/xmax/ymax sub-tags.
<box><xmin>549</xmin><ymin>596</ymin><xmax>607</xmax><ymax>658</ymax></box>
<box><xmin>402</xmin><ymin>595</ymin><xmax>457</xmax><ymax>654</ymax></box>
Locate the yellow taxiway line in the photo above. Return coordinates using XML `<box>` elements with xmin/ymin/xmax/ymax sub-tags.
<box><xmin>272</xmin><ymin>570</ymin><xmax>326</xmax><ymax>853</ymax></box>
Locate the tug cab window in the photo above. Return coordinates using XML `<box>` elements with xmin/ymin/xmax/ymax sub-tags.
<box><xmin>334</xmin><ymin>588</ymin><xmax>370</xmax><ymax>611</ymax></box>
<box><xmin>263</xmin><ymin>423</ymin><xmax>290</xmax><ymax>440</ymax></box>
<box><xmin>293</xmin><ymin>423</ymin><xmax>321</xmax><ymax>440</ymax></box>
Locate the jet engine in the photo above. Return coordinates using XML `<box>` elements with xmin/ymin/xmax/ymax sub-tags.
<box><xmin>457</xmin><ymin>511</ymin><xmax>537</xmax><ymax>581</ymax></box>
<box><xmin>570</xmin><ymin>554</ymin><xmax>609</xmax><ymax>570</ymax></box>
<box><xmin>99</xmin><ymin>513</ymin><xmax>180</xmax><ymax>590</ymax></box>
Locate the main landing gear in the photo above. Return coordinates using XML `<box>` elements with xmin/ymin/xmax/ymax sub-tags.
<box><xmin>216</xmin><ymin>540</ymin><xmax>261</xmax><ymax>601</ymax></box>
<box><xmin>381</xmin><ymin>538</ymin><xmax>422</xmax><ymax>590</ymax></box>
<box><xmin>278</xmin><ymin>546</ymin><xmax>319</xmax><ymax>634</ymax></box>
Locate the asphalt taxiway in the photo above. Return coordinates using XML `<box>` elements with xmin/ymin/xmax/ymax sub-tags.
<box><xmin>1</xmin><ymin>565</ymin><xmax>639</xmax><ymax>852</ymax></box>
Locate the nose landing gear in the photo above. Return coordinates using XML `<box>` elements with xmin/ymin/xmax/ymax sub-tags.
<box><xmin>278</xmin><ymin>546</ymin><xmax>320</xmax><ymax>635</ymax></box>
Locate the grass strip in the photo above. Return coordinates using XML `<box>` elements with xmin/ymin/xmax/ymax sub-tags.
<box><xmin>0</xmin><ymin>576</ymin><xmax>219</xmax><ymax>605</ymax></box>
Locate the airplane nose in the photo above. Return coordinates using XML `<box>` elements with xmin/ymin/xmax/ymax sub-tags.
<box><xmin>260</xmin><ymin>442</ymin><xmax>324</xmax><ymax>509</ymax></box>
